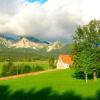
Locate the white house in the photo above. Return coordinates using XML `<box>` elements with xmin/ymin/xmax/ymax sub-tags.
<box><xmin>57</xmin><ymin>55</ymin><xmax>73</xmax><ymax>69</ymax></box>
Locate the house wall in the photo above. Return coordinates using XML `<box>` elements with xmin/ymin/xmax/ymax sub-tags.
<box><xmin>57</xmin><ymin>59</ymin><xmax>69</xmax><ymax>69</ymax></box>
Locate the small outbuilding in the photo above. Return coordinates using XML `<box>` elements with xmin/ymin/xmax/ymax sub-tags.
<box><xmin>57</xmin><ymin>55</ymin><xmax>73</xmax><ymax>69</ymax></box>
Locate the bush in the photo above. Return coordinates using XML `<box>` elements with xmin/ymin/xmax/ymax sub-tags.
<box><xmin>1</xmin><ymin>61</ymin><xmax>45</xmax><ymax>77</ymax></box>
<box><xmin>32</xmin><ymin>64</ymin><xmax>44</xmax><ymax>72</ymax></box>
<box><xmin>2</xmin><ymin>61</ymin><xmax>14</xmax><ymax>76</ymax></box>
<box><xmin>49</xmin><ymin>56</ymin><xmax>56</xmax><ymax>69</ymax></box>
<box><xmin>23</xmin><ymin>65</ymin><xmax>32</xmax><ymax>73</ymax></box>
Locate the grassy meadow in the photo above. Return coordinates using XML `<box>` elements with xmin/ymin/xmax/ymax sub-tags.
<box><xmin>0</xmin><ymin>69</ymin><xmax>100</xmax><ymax>100</ymax></box>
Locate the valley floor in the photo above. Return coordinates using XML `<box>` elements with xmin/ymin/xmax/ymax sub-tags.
<box><xmin>0</xmin><ymin>69</ymin><xmax>57</xmax><ymax>80</ymax></box>
<box><xmin>0</xmin><ymin>69</ymin><xmax>100</xmax><ymax>100</ymax></box>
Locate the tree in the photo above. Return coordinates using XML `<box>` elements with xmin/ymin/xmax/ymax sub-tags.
<box><xmin>2</xmin><ymin>59</ymin><xmax>14</xmax><ymax>76</ymax></box>
<box><xmin>73</xmin><ymin>19</ymin><xmax>100</xmax><ymax>82</ymax></box>
<box><xmin>74</xmin><ymin>49</ymin><xmax>93</xmax><ymax>82</ymax></box>
<box><xmin>49</xmin><ymin>56</ymin><xmax>56</xmax><ymax>69</ymax></box>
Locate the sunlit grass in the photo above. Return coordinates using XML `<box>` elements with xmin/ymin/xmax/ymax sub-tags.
<box><xmin>0</xmin><ymin>69</ymin><xmax>100</xmax><ymax>98</ymax></box>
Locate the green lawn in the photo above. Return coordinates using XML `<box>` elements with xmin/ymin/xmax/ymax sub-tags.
<box><xmin>0</xmin><ymin>69</ymin><xmax>100</xmax><ymax>100</ymax></box>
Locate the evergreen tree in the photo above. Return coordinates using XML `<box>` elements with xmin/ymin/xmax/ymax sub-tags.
<box><xmin>73</xmin><ymin>19</ymin><xmax>100</xmax><ymax>82</ymax></box>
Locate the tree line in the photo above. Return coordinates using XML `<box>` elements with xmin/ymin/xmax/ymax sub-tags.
<box><xmin>1</xmin><ymin>60</ymin><xmax>44</xmax><ymax>77</ymax></box>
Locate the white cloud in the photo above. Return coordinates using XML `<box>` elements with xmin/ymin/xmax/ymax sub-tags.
<box><xmin>0</xmin><ymin>0</ymin><xmax>24</xmax><ymax>15</ymax></box>
<box><xmin>82</xmin><ymin>0</ymin><xmax>100</xmax><ymax>23</ymax></box>
<box><xmin>0</xmin><ymin>0</ymin><xmax>99</xmax><ymax>41</ymax></box>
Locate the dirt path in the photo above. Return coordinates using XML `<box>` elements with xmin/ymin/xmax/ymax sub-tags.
<box><xmin>0</xmin><ymin>69</ymin><xmax>57</xmax><ymax>81</ymax></box>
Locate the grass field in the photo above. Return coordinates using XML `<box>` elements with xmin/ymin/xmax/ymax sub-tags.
<box><xmin>0</xmin><ymin>69</ymin><xmax>100</xmax><ymax>100</ymax></box>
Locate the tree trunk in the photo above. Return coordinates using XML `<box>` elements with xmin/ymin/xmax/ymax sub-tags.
<box><xmin>93</xmin><ymin>70</ymin><xmax>97</xmax><ymax>81</ymax></box>
<box><xmin>85</xmin><ymin>73</ymin><xmax>88</xmax><ymax>83</ymax></box>
<box><xmin>17</xmin><ymin>66</ymin><xmax>18</xmax><ymax>75</ymax></box>
<box><xmin>84</xmin><ymin>72</ymin><xmax>88</xmax><ymax>83</ymax></box>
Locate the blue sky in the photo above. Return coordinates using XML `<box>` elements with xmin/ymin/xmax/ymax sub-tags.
<box><xmin>25</xmin><ymin>0</ymin><xmax>47</xmax><ymax>4</ymax></box>
<box><xmin>0</xmin><ymin>0</ymin><xmax>100</xmax><ymax>42</ymax></box>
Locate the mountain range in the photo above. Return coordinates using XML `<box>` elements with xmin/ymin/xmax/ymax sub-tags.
<box><xmin>0</xmin><ymin>33</ymin><xmax>72</xmax><ymax>61</ymax></box>
<box><xmin>0</xmin><ymin>33</ymin><xmax>63</xmax><ymax>52</ymax></box>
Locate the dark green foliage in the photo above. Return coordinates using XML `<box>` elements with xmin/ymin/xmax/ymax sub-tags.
<box><xmin>97</xmin><ymin>67</ymin><xmax>100</xmax><ymax>78</ymax></box>
<box><xmin>1</xmin><ymin>62</ymin><xmax>44</xmax><ymax>77</ymax></box>
<box><xmin>22</xmin><ymin>65</ymin><xmax>32</xmax><ymax>73</ymax></box>
<box><xmin>74</xmin><ymin>50</ymin><xmax>93</xmax><ymax>74</ymax></box>
<box><xmin>73</xmin><ymin>19</ymin><xmax>100</xmax><ymax>81</ymax></box>
<box><xmin>1</xmin><ymin>61</ymin><xmax>20</xmax><ymax>76</ymax></box>
<box><xmin>49</xmin><ymin>56</ymin><xmax>56</xmax><ymax>69</ymax></box>
<box><xmin>32</xmin><ymin>64</ymin><xmax>44</xmax><ymax>72</ymax></box>
<box><xmin>2</xmin><ymin>60</ymin><xmax>14</xmax><ymax>76</ymax></box>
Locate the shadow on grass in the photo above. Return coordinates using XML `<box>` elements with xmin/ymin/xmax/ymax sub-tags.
<box><xmin>73</xmin><ymin>70</ymin><xmax>94</xmax><ymax>80</ymax></box>
<box><xmin>0</xmin><ymin>85</ymin><xmax>100</xmax><ymax>100</ymax></box>
<box><xmin>73</xmin><ymin>70</ymin><xmax>84</xmax><ymax>79</ymax></box>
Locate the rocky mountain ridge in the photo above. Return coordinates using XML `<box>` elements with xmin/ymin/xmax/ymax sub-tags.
<box><xmin>0</xmin><ymin>35</ymin><xmax>63</xmax><ymax>52</ymax></box>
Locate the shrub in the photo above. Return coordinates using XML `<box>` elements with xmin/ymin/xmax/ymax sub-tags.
<box><xmin>49</xmin><ymin>56</ymin><xmax>56</xmax><ymax>69</ymax></box>
<box><xmin>2</xmin><ymin>61</ymin><xmax>14</xmax><ymax>76</ymax></box>
<box><xmin>32</xmin><ymin>64</ymin><xmax>44</xmax><ymax>72</ymax></box>
<box><xmin>23</xmin><ymin>65</ymin><xmax>32</xmax><ymax>73</ymax></box>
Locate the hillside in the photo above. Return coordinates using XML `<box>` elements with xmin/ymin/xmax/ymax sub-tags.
<box><xmin>0</xmin><ymin>43</ymin><xmax>72</xmax><ymax>61</ymax></box>
<box><xmin>0</xmin><ymin>34</ymin><xmax>73</xmax><ymax>61</ymax></box>
<box><xmin>0</xmin><ymin>69</ymin><xmax>100</xmax><ymax>100</ymax></box>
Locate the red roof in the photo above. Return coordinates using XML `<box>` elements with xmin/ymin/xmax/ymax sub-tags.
<box><xmin>59</xmin><ymin>55</ymin><xmax>73</xmax><ymax>64</ymax></box>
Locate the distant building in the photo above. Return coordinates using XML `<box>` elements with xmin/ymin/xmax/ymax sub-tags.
<box><xmin>57</xmin><ymin>55</ymin><xmax>73</xmax><ymax>69</ymax></box>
